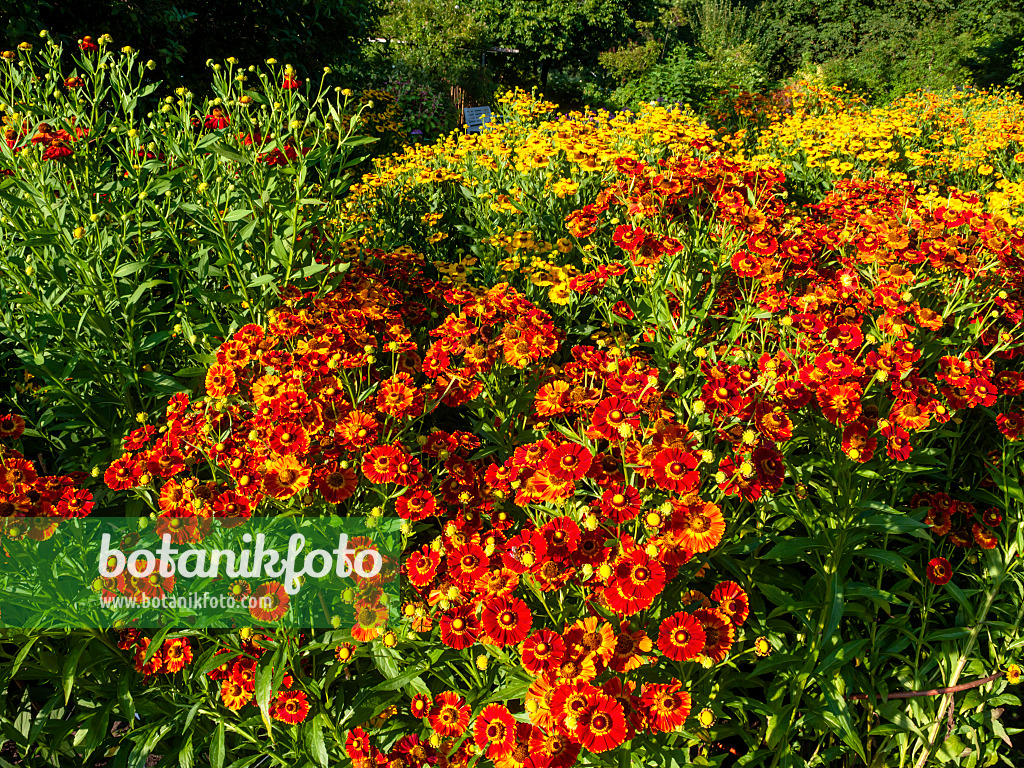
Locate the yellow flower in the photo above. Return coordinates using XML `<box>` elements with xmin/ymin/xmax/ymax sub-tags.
<box><xmin>1008</xmin><ymin>664</ymin><xmax>1022</xmax><ymax>685</ymax></box>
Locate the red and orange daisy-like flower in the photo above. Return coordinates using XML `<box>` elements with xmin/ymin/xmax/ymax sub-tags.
<box><xmin>521</xmin><ymin>629</ymin><xmax>566</xmax><ymax>676</ymax></box>
<box><xmin>161</xmin><ymin>637</ymin><xmax>193</xmax><ymax>673</ymax></box>
<box><xmin>817</xmin><ymin>382</ymin><xmax>863</xmax><ymax>425</ymax></box>
<box><xmin>612</xmin><ymin>224</ymin><xmax>647</xmax><ymax>252</ymax></box>
<box><xmin>481</xmin><ymin>596</ymin><xmax>533</xmax><ymax>647</ymax></box>
<box><xmin>657</xmin><ymin>611</ymin><xmax>705</xmax><ymax>662</ymax></box>
<box><xmin>590</xmin><ymin>396</ymin><xmax>640</xmax><ymax>441</ymax></box>
<box><xmin>605</xmin><ymin>548</ymin><xmax>667</xmax><ymax>615</ymax></box>
<box><xmin>973</xmin><ymin>523</ymin><xmax>998</xmax><ymax>550</ymax></box>
<box><xmin>546</xmin><ymin>442</ymin><xmax>593</xmax><ymax>482</ymax></box>
<box><xmin>474</xmin><ymin>703</ymin><xmax>517</xmax><ymax>756</ymax></box>
<box><xmin>608</xmin><ymin>620</ymin><xmax>653</xmax><ymax>672</ymax></box>
<box><xmin>710</xmin><ymin>581</ymin><xmax>749</xmax><ymax>626</ymax></box>
<box><xmin>429</xmin><ymin>691</ymin><xmax>471</xmax><ymax>738</ymax></box>
<box><xmin>693</xmin><ymin>608</ymin><xmax>735</xmax><ymax>665</ymax></box>
<box><xmin>272</xmin><ymin>690</ymin><xmax>310</xmax><ymax>724</ymax></box>
<box><xmin>410</xmin><ymin>693</ymin><xmax>431</xmax><ymax>719</ymax></box>
<box><xmin>528</xmin><ymin>727</ymin><xmax>580</xmax><ymax>768</ymax></box>
<box><xmin>641</xmin><ymin>679</ymin><xmax>691</xmax><ymax>732</ymax></box>
<box><xmin>997</xmin><ymin>412</ymin><xmax>1024</xmax><ymax>441</ymax></box>
<box><xmin>105</xmin><ymin>454</ymin><xmax>142</xmax><ymax>490</ymax></box>
<box><xmin>351</xmin><ymin>604</ymin><xmax>389</xmax><ymax>642</ymax></box>
<box><xmin>0</xmin><ymin>413</ymin><xmax>26</xmax><ymax>440</ymax></box>
<box><xmin>574</xmin><ymin>693</ymin><xmax>628</xmax><ymax>753</ymax></box>
<box><xmin>406</xmin><ymin>545</ymin><xmax>441</xmax><ymax>588</ymax></box>
<box><xmin>314</xmin><ymin>464</ymin><xmax>359</xmax><ymax>504</ymax></box>
<box><xmin>269</xmin><ymin>424</ymin><xmax>310</xmax><ymax>456</ymax></box>
<box><xmin>249</xmin><ymin>581</ymin><xmax>290</xmax><ymax>622</ymax></box>
<box><xmin>395</xmin><ymin>488</ymin><xmax>436</xmax><ymax>521</ymax></box>
<box><xmin>205</xmin><ymin>364</ymin><xmax>237</xmax><ymax>399</ymax></box>
<box><xmin>220</xmin><ymin>679</ymin><xmax>252</xmax><ymax>710</ymax></box>
<box><xmin>361</xmin><ymin>444</ymin><xmax>404</xmax><ymax>485</ymax></box>
<box><xmin>670</xmin><ymin>501</ymin><xmax>726</xmax><ymax>554</ymax></box>
<box><xmin>262</xmin><ymin>455</ymin><xmax>312</xmax><ymax>499</ymax></box>
<box><xmin>650</xmin><ymin>448</ymin><xmax>699</xmax><ymax>493</ymax></box>
<box><xmin>600</xmin><ymin>484</ymin><xmax>643</xmax><ymax>523</ymax></box>
<box><xmin>439</xmin><ymin>604</ymin><xmax>480</xmax><ymax>650</ymax></box>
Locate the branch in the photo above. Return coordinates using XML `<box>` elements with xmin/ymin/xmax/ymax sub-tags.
<box><xmin>848</xmin><ymin>671</ymin><xmax>1003</xmax><ymax>701</ymax></box>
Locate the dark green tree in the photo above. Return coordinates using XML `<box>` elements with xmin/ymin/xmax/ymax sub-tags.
<box><xmin>2</xmin><ymin>0</ymin><xmax>385</xmax><ymax>91</ymax></box>
<box><xmin>468</xmin><ymin>0</ymin><xmax>656</xmax><ymax>85</ymax></box>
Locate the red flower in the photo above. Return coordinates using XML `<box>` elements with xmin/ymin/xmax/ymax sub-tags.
<box><xmin>271</xmin><ymin>690</ymin><xmax>309</xmax><ymax>724</ymax></box>
<box><xmin>438</xmin><ymin>605</ymin><xmax>480</xmax><ymax>650</ymax></box>
<box><xmin>249</xmin><ymin>581</ymin><xmax>290</xmax><ymax>622</ymax></box>
<box><xmin>574</xmin><ymin>693</ymin><xmax>628</xmax><ymax>753</ymax></box>
<box><xmin>926</xmin><ymin>557</ymin><xmax>953</xmax><ymax>585</ymax></box>
<box><xmin>161</xmin><ymin>637</ymin><xmax>193</xmax><ymax>673</ymax></box>
<box><xmin>600</xmin><ymin>484</ymin><xmax>642</xmax><ymax>522</ymax></box>
<box><xmin>105</xmin><ymin>454</ymin><xmax>141</xmax><ymax>490</ymax></box>
<box><xmin>710</xmin><ymin>581</ymin><xmax>749</xmax><ymax>626</ymax></box>
<box><xmin>79</xmin><ymin>36</ymin><xmax>99</xmax><ymax>52</ymax></box>
<box><xmin>641</xmin><ymin>679</ymin><xmax>691</xmax><ymax>732</ymax></box>
<box><xmin>521</xmin><ymin>629</ymin><xmax>565</xmax><ymax>676</ymax></box>
<box><xmin>546</xmin><ymin>442</ymin><xmax>593</xmax><ymax>482</ymax></box>
<box><xmin>650</xmin><ymin>447</ymin><xmax>699</xmax><ymax>492</ymax></box>
<box><xmin>361</xmin><ymin>444</ymin><xmax>403</xmax><ymax>484</ymax></box>
<box><xmin>657</xmin><ymin>611</ymin><xmax>705</xmax><ymax>661</ymax></box>
<box><xmin>406</xmin><ymin>545</ymin><xmax>441</xmax><ymax>588</ymax></box>
<box><xmin>605</xmin><ymin>549</ymin><xmax>667</xmax><ymax>615</ymax></box>
<box><xmin>590</xmin><ymin>396</ymin><xmax>639</xmax><ymax>440</ymax></box>
<box><xmin>282</xmin><ymin>76</ymin><xmax>302</xmax><ymax>89</ymax></box>
<box><xmin>481</xmin><ymin>596</ymin><xmax>533</xmax><ymax>647</ymax></box>
<box><xmin>817</xmin><ymin>382</ymin><xmax>863</xmax><ymax>425</ymax></box>
<box><xmin>429</xmin><ymin>691</ymin><xmax>470</xmax><ymax>737</ymax></box>
<box><xmin>0</xmin><ymin>413</ymin><xmax>26</xmax><ymax>440</ymax></box>
<box><xmin>997</xmin><ymin>412</ymin><xmax>1024</xmax><ymax>441</ymax></box>
<box><xmin>881</xmin><ymin>422</ymin><xmax>913</xmax><ymax>461</ymax></box>
<box><xmin>395</xmin><ymin>488</ymin><xmax>436</xmax><ymax>521</ymax></box>
<box><xmin>56</xmin><ymin>488</ymin><xmax>94</xmax><ymax>518</ymax></box>
<box><xmin>473</xmin><ymin>703</ymin><xmax>516</xmax><ymax>755</ymax></box>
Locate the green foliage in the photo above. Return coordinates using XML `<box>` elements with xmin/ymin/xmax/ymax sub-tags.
<box><xmin>609</xmin><ymin>41</ymin><xmax>766</xmax><ymax>112</ymax></box>
<box><xmin>469</xmin><ymin>0</ymin><xmax>653</xmax><ymax>84</ymax></box>
<box><xmin>2</xmin><ymin>0</ymin><xmax>384</xmax><ymax>94</ymax></box>
<box><xmin>377</xmin><ymin>0</ymin><xmax>487</xmax><ymax>84</ymax></box>
<box><xmin>0</xmin><ymin>40</ymin><xmax>373</xmax><ymax>471</ymax></box>
<box><xmin>383</xmin><ymin>77</ymin><xmax>461</xmax><ymax>141</ymax></box>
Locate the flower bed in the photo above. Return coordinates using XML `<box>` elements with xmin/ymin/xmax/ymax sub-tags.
<box><xmin>1</xmin><ymin>59</ymin><xmax>1024</xmax><ymax>768</ymax></box>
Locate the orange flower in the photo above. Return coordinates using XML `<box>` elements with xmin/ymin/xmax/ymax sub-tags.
<box><xmin>161</xmin><ymin>638</ymin><xmax>193</xmax><ymax>673</ymax></box>
<box><xmin>657</xmin><ymin>611</ymin><xmax>705</xmax><ymax>661</ymax></box>
<box><xmin>205</xmin><ymin>364</ymin><xmax>237</xmax><ymax>398</ymax></box>
<box><xmin>221</xmin><ymin>678</ymin><xmax>252</xmax><ymax>710</ymax></box>
<box><xmin>670</xmin><ymin>501</ymin><xmax>726</xmax><ymax>553</ymax></box>
<box><xmin>574</xmin><ymin>693</ymin><xmax>628</xmax><ymax>753</ymax></box>
<box><xmin>693</xmin><ymin>608</ymin><xmax>734</xmax><ymax>664</ymax></box>
<box><xmin>271</xmin><ymin>690</ymin><xmax>309</xmax><ymax>724</ymax></box>
<box><xmin>428</xmin><ymin>691</ymin><xmax>470</xmax><ymax>737</ymax></box>
<box><xmin>641</xmin><ymin>679</ymin><xmax>691</xmax><ymax>732</ymax></box>
<box><xmin>249</xmin><ymin>581</ymin><xmax>290</xmax><ymax>622</ymax></box>
<box><xmin>262</xmin><ymin>455</ymin><xmax>311</xmax><ymax>499</ymax></box>
<box><xmin>481</xmin><ymin>596</ymin><xmax>533</xmax><ymax>647</ymax></box>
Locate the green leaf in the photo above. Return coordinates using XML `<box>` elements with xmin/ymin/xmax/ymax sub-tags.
<box><xmin>178</xmin><ymin>733</ymin><xmax>194</xmax><ymax>768</ymax></box>
<box><xmin>223</xmin><ymin>209</ymin><xmax>254</xmax><ymax>222</ymax></box>
<box><xmin>113</xmin><ymin>261</ymin><xmax>148</xmax><ymax>278</ymax></box>
<box><xmin>62</xmin><ymin>640</ymin><xmax>89</xmax><ymax>705</ymax></box>
<box><xmin>305</xmin><ymin>716</ymin><xmax>329</xmax><ymax>768</ymax></box>
<box><xmin>210</xmin><ymin>722</ymin><xmax>225</xmax><ymax>768</ymax></box>
<box><xmin>9</xmin><ymin>636</ymin><xmax>38</xmax><ymax>678</ymax></box>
